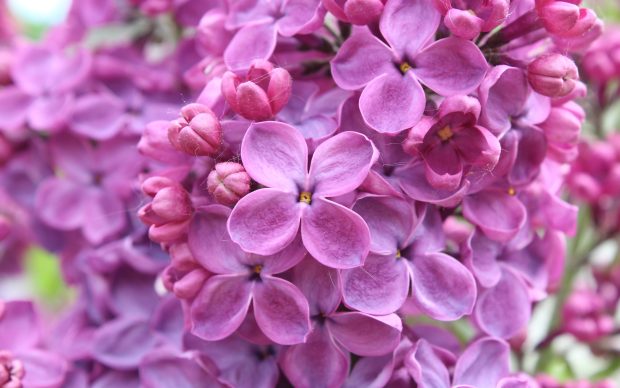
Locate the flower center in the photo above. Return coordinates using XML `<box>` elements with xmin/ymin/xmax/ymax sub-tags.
<box><xmin>0</xmin><ymin>351</ymin><xmax>24</xmax><ymax>387</ymax></box>
<box><xmin>399</xmin><ymin>62</ymin><xmax>412</xmax><ymax>74</ymax></box>
<box><xmin>252</xmin><ymin>264</ymin><xmax>263</xmax><ymax>274</ymax></box>
<box><xmin>299</xmin><ymin>191</ymin><xmax>312</xmax><ymax>204</ymax></box>
<box><xmin>395</xmin><ymin>249</ymin><xmax>402</xmax><ymax>259</ymax></box>
<box><xmin>507</xmin><ymin>187</ymin><xmax>516</xmax><ymax>196</ymax></box>
<box><xmin>437</xmin><ymin>126</ymin><xmax>454</xmax><ymax>141</ymax></box>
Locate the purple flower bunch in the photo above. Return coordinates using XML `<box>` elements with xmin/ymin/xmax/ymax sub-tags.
<box><xmin>0</xmin><ymin>0</ymin><xmax>610</xmax><ymax>386</ymax></box>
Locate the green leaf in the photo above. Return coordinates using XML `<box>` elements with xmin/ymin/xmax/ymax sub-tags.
<box><xmin>24</xmin><ymin>246</ymin><xmax>72</xmax><ymax>311</ymax></box>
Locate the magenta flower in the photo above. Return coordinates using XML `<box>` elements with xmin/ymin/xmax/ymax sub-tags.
<box><xmin>331</xmin><ymin>0</ymin><xmax>488</xmax><ymax>133</ymax></box>
<box><xmin>281</xmin><ymin>258</ymin><xmax>402</xmax><ymax>387</ymax></box>
<box><xmin>340</xmin><ymin>196</ymin><xmax>476</xmax><ymax>319</ymax></box>
<box><xmin>189</xmin><ymin>205</ymin><xmax>311</xmax><ymax>345</ymax></box>
<box><xmin>228</xmin><ymin>121</ymin><xmax>378</xmax><ymax>268</ymax></box>
<box><xmin>434</xmin><ymin>0</ymin><xmax>509</xmax><ymax>40</ymax></box>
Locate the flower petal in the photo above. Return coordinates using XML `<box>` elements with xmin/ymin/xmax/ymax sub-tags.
<box><xmin>293</xmin><ymin>257</ymin><xmax>342</xmax><ymax>315</ymax></box>
<box><xmin>413</xmin><ymin>38</ymin><xmax>488</xmax><ymax>95</ymax></box>
<box><xmin>328</xmin><ymin>312</ymin><xmax>402</xmax><ymax>356</ymax></box>
<box><xmin>224</xmin><ymin>22</ymin><xmax>278</xmax><ymax>71</ymax></box>
<box><xmin>410</xmin><ymin>252</ymin><xmax>476</xmax><ymax>321</ymax></box>
<box><xmin>35</xmin><ymin>179</ymin><xmax>86</xmax><ymax>231</ymax></box>
<box><xmin>404</xmin><ymin>339</ymin><xmax>450</xmax><ymax>388</ymax></box>
<box><xmin>462</xmin><ymin>190</ymin><xmax>527</xmax><ymax>242</ymax></box>
<box><xmin>309</xmin><ymin>131</ymin><xmax>378</xmax><ymax>197</ymax></box>
<box><xmin>341</xmin><ymin>253</ymin><xmax>409</xmax><ymax>315</ymax></box>
<box><xmin>462</xmin><ymin>229</ymin><xmax>502</xmax><ymax>288</ymax></box>
<box><xmin>71</xmin><ymin>93</ymin><xmax>126</xmax><ymax>140</ymax></box>
<box><xmin>380</xmin><ymin>0</ymin><xmax>440</xmax><ymax>56</ymax></box>
<box><xmin>281</xmin><ymin>327</ymin><xmax>349</xmax><ymax>388</ymax></box>
<box><xmin>359</xmin><ymin>73</ymin><xmax>425</xmax><ymax>134</ymax></box>
<box><xmin>92</xmin><ymin>317</ymin><xmax>157</xmax><ymax>369</ymax></box>
<box><xmin>190</xmin><ymin>275</ymin><xmax>253</xmax><ymax>341</ymax></box>
<box><xmin>241</xmin><ymin>121</ymin><xmax>307</xmax><ymax>192</ymax></box>
<box><xmin>17</xmin><ymin>349</ymin><xmax>68</xmax><ymax>388</ymax></box>
<box><xmin>301</xmin><ymin>198</ymin><xmax>370</xmax><ymax>269</ymax></box>
<box><xmin>28</xmin><ymin>93</ymin><xmax>74</xmax><ymax>131</ymax></box>
<box><xmin>331</xmin><ymin>27</ymin><xmax>395</xmax><ymax>90</ymax></box>
<box><xmin>140</xmin><ymin>349</ymin><xmax>219</xmax><ymax>388</ymax></box>
<box><xmin>396</xmin><ymin>162</ymin><xmax>470</xmax><ymax>207</ymax></box>
<box><xmin>253</xmin><ymin>276</ymin><xmax>311</xmax><ymax>345</ymax></box>
<box><xmin>475</xmin><ymin>268</ymin><xmax>531</xmax><ymax>338</ymax></box>
<box><xmin>228</xmin><ymin>188</ymin><xmax>301</xmax><ymax>255</ymax></box>
<box><xmin>453</xmin><ymin>337</ymin><xmax>510</xmax><ymax>387</ymax></box>
<box><xmin>0</xmin><ymin>301</ymin><xmax>40</xmax><ymax>350</ymax></box>
<box><xmin>0</xmin><ymin>86</ymin><xmax>31</xmax><ymax>131</ymax></box>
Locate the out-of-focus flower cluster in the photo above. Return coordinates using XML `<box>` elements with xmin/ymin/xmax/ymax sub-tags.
<box><xmin>0</xmin><ymin>0</ymin><xmax>614</xmax><ymax>386</ymax></box>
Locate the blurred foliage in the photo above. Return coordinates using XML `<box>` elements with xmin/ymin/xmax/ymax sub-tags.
<box><xmin>24</xmin><ymin>246</ymin><xmax>72</xmax><ymax>311</ymax></box>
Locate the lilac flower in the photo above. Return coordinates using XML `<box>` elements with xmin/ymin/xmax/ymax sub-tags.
<box><xmin>0</xmin><ymin>45</ymin><xmax>91</xmax><ymax>132</ymax></box>
<box><xmin>340</xmin><ymin>196</ymin><xmax>477</xmax><ymax>319</ymax></box>
<box><xmin>282</xmin><ymin>258</ymin><xmax>402</xmax><ymax>387</ymax></box>
<box><xmin>228</xmin><ymin>121</ymin><xmax>378</xmax><ymax>268</ymax></box>
<box><xmin>0</xmin><ymin>301</ymin><xmax>68</xmax><ymax>388</ymax></box>
<box><xmin>331</xmin><ymin>0</ymin><xmax>488</xmax><ymax>133</ymax></box>
<box><xmin>434</xmin><ymin>0</ymin><xmax>509</xmax><ymax>40</ymax></box>
<box><xmin>189</xmin><ymin>205</ymin><xmax>311</xmax><ymax>344</ymax></box>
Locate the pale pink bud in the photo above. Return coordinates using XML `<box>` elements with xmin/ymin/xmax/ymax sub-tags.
<box><xmin>444</xmin><ymin>9</ymin><xmax>484</xmax><ymax>40</ymax></box>
<box><xmin>344</xmin><ymin>0</ymin><xmax>384</xmax><ymax>25</ymax></box>
<box><xmin>539</xmin><ymin>1</ymin><xmax>580</xmax><ymax>34</ymax></box>
<box><xmin>207</xmin><ymin>162</ymin><xmax>251</xmax><ymax>206</ymax></box>
<box><xmin>173</xmin><ymin>268</ymin><xmax>209</xmax><ymax>299</ymax></box>
<box><xmin>221</xmin><ymin>60</ymin><xmax>292</xmax><ymax>121</ymax></box>
<box><xmin>138</xmin><ymin>179</ymin><xmax>193</xmax><ymax>243</ymax></box>
<box><xmin>527</xmin><ymin>54</ymin><xmax>579</xmax><ymax>97</ymax></box>
<box><xmin>168</xmin><ymin>103</ymin><xmax>222</xmax><ymax>157</ymax></box>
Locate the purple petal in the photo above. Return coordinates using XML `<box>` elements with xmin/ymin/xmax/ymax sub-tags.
<box><xmin>140</xmin><ymin>350</ymin><xmax>220</xmax><ymax>388</ymax></box>
<box><xmin>462</xmin><ymin>230</ymin><xmax>502</xmax><ymax>288</ymax></box>
<box><xmin>228</xmin><ymin>188</ymin><xmax>301</xmax><ymax>255</ymax></box>
<box><xmin>352</xmin><ymin>196</ymin><xmax>416</xmax><ymax>255</ymax></box>
<box><xmin>359</xmin><ymin>73</ymin><xmax>425</xmax><ymax>134</ymax></box>
<box><xmin>71</xmin><ymin>93</ymin><xmax>126</xmax><ymax>140</ymax></box>
<box><xmin>224</xmin><ymin>22</ymin><xmax>277</xmax><ymax>71</ymax></box>
<box><xmin>293</xmin><ymin>257</ymin><xmax>341</xmax><ymax>315</ymax></box>
<box><xmin>309</xmin><ymin>131</ymin><xmax>377</xmax><ymax>197</ymax></box>
<box><xmin>0</xmin><ymin>301</ymin><xmax>40</xmax><ymax>351</ymax></box>
<box><xmin>380</xmin><ymin>0</ymin><xmax>440</xmax><ymax>56</ymax></box>
<box><xmin>413</xmin><ymin>38</ymin><xmax>488</xmax><ymax>95</ymax></box>
<box><xmin>253</xmin><ymin>276</ymin><xmax>311</xmax><ymax>345</ymax></box>
<box><xmin>35</xmin><ymin>179</ymin><xmax>86</xmax><ymax>231</ymax></box>
<box><xmin>190</xmin><ymin>275</ymin><xmax>253</xmax><ymax>341</ymax></box>
<box><xmin>331</xmin><ymin>27</ymin><xmax>395</xmax><ymax>90</ymax></box>
<box><xmin>396</xmin><ymin>162</ymin><xmax>470</xmax><ymax>207</ymax></box>
<box><xmin>509</xmin><ymin>126</ymin><xmax>547</xmax><ymax>186</ymax></box>
<box><xmin>241</xmin><ymin>121</ymin><xmax>307</xmax><ymax>192</ymax></box>
<box><xmin>345</xmin><ymin>354</ymin><xmax>395</xmax><ymax>388</ymax></box>
<box><xmin>81</xmin><ymin>188</ymin><xmax>126</xmax><ymax>245</ymax></box>
<box><xmin>341</xmin><ymin>253</ymin><xmax>409</xmax><ymax>315</ymax></box>
<box><xmin>0</xmin><ymin>86</ymin><xmax>31</xmax><ymax>131</ymax></box>
<box><xmin>92</xmin><ymin>371</ymin><xmax>140</xmax><ymax>388</ymax></box>
<box><xmin>17</xmin><ymin>350</ymin><xmax>68</xmax><ymax>388</ymax></box>
<box><xmin>453</xmin><ymin>337</ymin><xmax>510</xmax><ymax>387</ymax></box>
<box><xmin>281</xmin><ymin>327</ymin><xmax>349</xmax><ymax>388</ymax></box>
<box><xmin>404</xmin><ymin>339</ymin><xmax>450</xmax><ymax>388</ymax></box>
<box><xmin>410</xmin><ymin>252</ymin><xmax>476</xmax><ymax>320</ymax></box>
<box><xmin>328</xmin><ymin>312</ymin><xmax>402</xmax><ymax>356</ymax></box>
<box><xmin>301</xmin><ymin>197</ymin><xmax>370</xmax><ymax>269</ymax></box>
<box><xmin>462</xmin><ymin>190</ymin><xmax>527</xmax><ymax>242</ymax></box>
<box><xmin>279</xmin><ymin>0</ymin><xmax>324</xmax><ymax>36</ymax></box>
<box><xmin>260</xmin><ymin>232</ymin><xmax>307</xmax><ymax>275</ymax></box>
<box><xmin>92</xmin><ymin>317</ymin><xmax>157</xmax><ymax>369</ymax></box>
<box><xmin>475</xmin><ymin>268</ymin><xmax>531</xmax><ymax>338</ymax></box>
<box><xmin>28</xmin><ymin>93</ymin><xmax>74</xmax><ymax>131</ymax></box>
<box><xmin>189</xmin><ymin>205</ymin><xmax>246</xmax><ymax>274</ymax></box>
<box><xmin>424</xmin><ymin>142</ymin><xmax>463</xmax><ymax>191</ymax></box>
<box><xmin>478</xmin><ymin>65</ymin><xmax>528</xmax><ymax>135</ymax></box>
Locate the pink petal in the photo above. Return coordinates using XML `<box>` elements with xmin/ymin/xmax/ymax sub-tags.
<box><xmin>293</xmin><ymin>257</ymin><xmax>342</xmax><ymax>316</ymax></box>
<box><xmin>279</xmin><ymin>0</ymin><xmax>324</xmax><ymax>36</ymax></box>
<box><xmin>309</xmin><ymin>131</ymin><xmax>378</xmax><ymax>197</ymax></box>
<box><xmin>404</xmin><ymin>339</ymin><xmax>450</xmax><ymax>388</ymax></box>
<box><xmin>328</xmin><ymin>312</ymin><xmax>402</xmax><ymax>356</ymax></box>
<box><xmin>81</xmin><ymin>188</ymin><xmax>127</xmax><ymax>245</ymax></box>
<box><xmin>410</xmin><ymin>252</ymin><xmax>477</xmax><ymax>321</ymax></box>
<box><xmin>462</xmin><ymin>230</ymin><xmax>502</xmax><ymax>288</ymax></box>
<box><xmin>281</xmin><ymin>327</ymin><xmax>350</xmax><ymax>388</ymax></box>
<box><xmin>236</xmin><ymin>81</ymin><xmax>273</xmax><ymax>120</ymax></box>
<box><xmin>241</xmin><ymin>121</ymin><xmax>307</xmax><ymax>192</ymax></box>
<box><xmin>424</xmin><ymin>142</ymin><xmax>463</xmax><ymax>191</ymax></box>
<box><xmin>0</xmin><ymin>301</ymin><xmax>40</xmax><ymax>351</ymax></box>
<box><xmin>462</xmin><ymin>190</ymin><xmax>527</xmax><ymax>242</ymax></box>
<box><xmin>253</xmin><ymin>276</ymin><xmax>311</xmax><ymax>345</ymax></box>
<box><xmin>301</xmin><ymin>197</ymin><xmax>370</xmax><ymax>269</ymax></box>
<box><xmin>189</xmin><ymin>205</ymin><xmax>247</xmax><ymax>274</ymax></box>
<box><xmin>260</xmin><ymin>232</ymin><xmax>307</xmax><ymax>275</ymax></box>
<box><xmin>345</xmin><ymin>354</ymin><xmax>395</xmax><ymax>388</ymax></box>
<box><xmin>331</xmin><ymin>27</ymin><xmax>395</xmax><ymax>90</ymax></box>
<box><xmin>453</xmin><ymin>337</ymin><xmax>510</xmax><ymax>387</ymax></box>
<box><xmin>413</xmin><ymin>38</ymin><xmax>488</xmax><ymax>95</ymax></box>
<box><xmin>224</xmin><ymin>22</ymin><xmax>278</xmax><ymax>71</ymax></box>
<box><xmin>475</xmin><ymin>268</ymin><xmax>531</xmax><ymax>338</ymax></box>
<box><xmin>341</xmin><ymin>253</ymin><xmax>409</xmax><ymax>315</ymax></box>
<box><xmin>359</xmin><ymin>73</ymin><xmax>425</xmax><ymax>134</ymax></box>
<box><xmin>190</xmin><ymin>275</ymin><xmax>253</xmax><ymax>341</ymax></box>
<box><xmin>35</xmin><ymin>179</ymin><xmax>86</xmax><ymax>231</ymax></box>
<box><xmin>140</xmin><ymin>350</ymin><xmax>219</xmax><ymax>388</ymax></box>
<box><xmin>71</xmin><ymin>93</ymin><xmax>126</xmax><ymax>140</ymax></box>
<box><xmin>0</xmin><ymin>86</ymin><xmax>31</xmax><ymax>131</ymax></box>
<box><xmin>17</xmin><ymin>349</ymin><xmax>68</xmax><ymax>388</ymax></box>
<box><xmin>92</xmin><ymin>317</ymin><xmax>157</xmax><ymax>369</ymax></box>
<box><xmin>380</xmin><ymin>0</ymin><xmax>440</xmax><ymax>56</ymax></box>
<box><xmin>228</xmin><ymin>188</ymin><xmax>302</xmax><ymax>255</ymax></box>
<box><xmin>28</xmin><ymin>93</ymin><xmax>74</xmax><ymax>131</ymax></box>
<box><xmin>396</xmin><ymin>162</ymin><xmax>470</xmax><ymax>207</ymax></box>
<box><xmin>352</xmin><ymin>196</ymin><xmax>416</xmax><ymax>255</ymax></box>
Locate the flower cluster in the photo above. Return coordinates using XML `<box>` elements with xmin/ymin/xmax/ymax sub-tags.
<box><xmin>0</xmin><ymin>0</ymin><xmax>611</xmax><ymax>386</ymax></box>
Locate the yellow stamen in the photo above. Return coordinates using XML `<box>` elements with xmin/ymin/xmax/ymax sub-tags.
<box><xmin>399</xmin><ymin>62</ymin><xmax>412</xmax><ymax>73</ymax></box>
<box><xmin>253</xmin><ymin>264</ymin><xmax>263</xmax><ymax>274</ymax></box>
<box><xmin>395</xmin><ymin>249</ymin><xmax>402</xmax><ymax>259</ymax></box>
<box><xmin>437</xmin><ymin>126</ymin><xmax>454</xmax><ymax>141</ymax></box>
<box><xmin>508</xmin><ymin>187</ymin><xmax>516</xmax><ymax>196</ymax></box>
<box><xmin>299</xmin><ymin>191</ymin><xmax>312</xmax><ymax>204</ymax></box>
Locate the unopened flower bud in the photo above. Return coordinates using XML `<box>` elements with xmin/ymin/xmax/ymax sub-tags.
<box><xmin>527</xmin><ymin>54</ymin><xmax>579</xmax><ymax>97</ymax></box>
<box><xmin>207</xmin><ymin>162</ymin><xmax>251</xmax><ymax>206</ymax></box>
<box><xmin>139</xmin><ymin>178</ymin><xmax>193</xmax><ymax>243</ymax></box>
<box><xmin>221</xmin><ymin>60</ymin><xmax>292</xmax><ymax>121</ymax></box>
<box><xmin>538</xmin><ymin>1</ymin><xmax>580</xmax><ymax>35</ymax></box>
<box><xmin>344</xmin><ymin>0</ymin><xmax>384</xmax><ymax>25</ymax></box>
<box><xmin>444</xmin><ymin>9</ymin><xmax>484</xmax><ymax>40</ymax></box>
<box><xmin>168</xmin><ymin>103</ymin><xmax>222</xmax><ymax>157</ymax></box>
